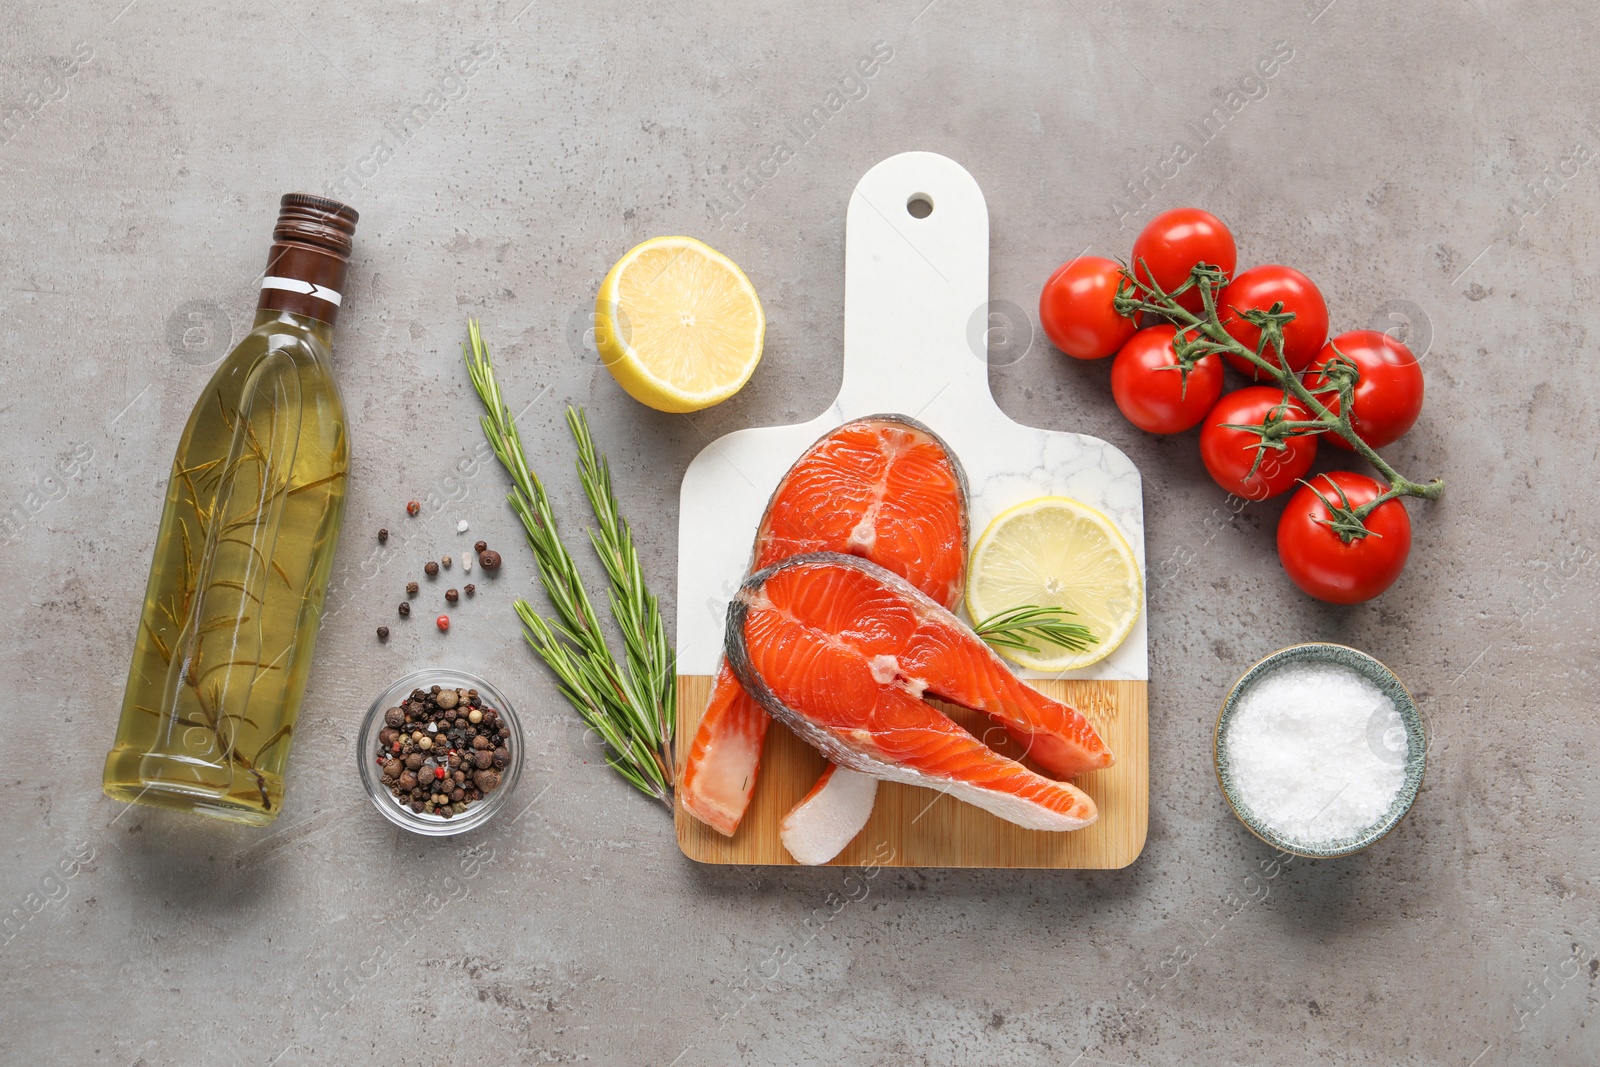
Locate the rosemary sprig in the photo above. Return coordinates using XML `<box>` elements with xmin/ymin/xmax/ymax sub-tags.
<box><xmin>464</xmin><ymin>321</ymin><xmax>675</xmax><ymax>807</ymax></box>
<box><xmin>568</xmin><ymin>406</ymin><xmax>675</xmax><ymax>783</ymax></box>
<box><xmin>973</xmin><ymin>605</ymin><xmax>1098</xmax><ymax>656</ymax></box>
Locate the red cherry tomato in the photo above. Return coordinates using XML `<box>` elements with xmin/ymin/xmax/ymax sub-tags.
<box><xmin>1110</xmin><ymin>325</ymin><xmax>1224</xmax><ymax>434</ymax></box>
<box><xmin>1131</xmin><ymin>208</ymin><xmax>1238</xmax><ymax>313</ymax></box>
<box><xmin>1277</xmin><ymin>471</ymin><xmax>1412</xmax><ymax>603</ymax></box>
<box><xmin>1039</xmin><ymin>255</ymin><xmax>1137</xmax><ymax>360</ymax></box>
<box><xmin>1199</xmin><ymin>386</ymin><xmax>1319</xmax><ymax>499</ymax></box>
<box><xmin>1303</xmin><ymin>330</ymin><xmax>1425</xmax><ymax>450</ymax></box>
<box><xmin>1218</xmin><ymin>265</ymin><xmax>1329</xmax><ymax>378</ymax></box>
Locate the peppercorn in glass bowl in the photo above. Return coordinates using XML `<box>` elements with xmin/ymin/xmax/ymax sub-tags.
<box><xmin>358</xmin><ymin>668</ymin><xmax>523</xmax><ymax>837</ymax></box>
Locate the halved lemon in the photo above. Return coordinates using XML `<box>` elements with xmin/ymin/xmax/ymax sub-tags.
<box><xmin>594</xmin><ymin>236</ymin><xmax>765</xmax><ymax>413</ymax></box>
<box><xmin>966</xmin><ymin>496</ymin><xmax>1143</xmax><ymax>672</ymax></box>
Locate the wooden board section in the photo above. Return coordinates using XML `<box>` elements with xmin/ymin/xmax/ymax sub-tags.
<box><xmin>674</xmin><ymin>676</ymin><xmax>1148</xmax><ymax>869</ymax></box>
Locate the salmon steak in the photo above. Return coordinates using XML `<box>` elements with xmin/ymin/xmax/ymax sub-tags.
<box><xmin>726</xmin><ymin>553</ymin><xmax>1113</xmax><ymax>832</ymax></box>
<box><xmin>678</xmin><ymin>415</ymin><xmax>969</xmax><ymax>837</ymax></box>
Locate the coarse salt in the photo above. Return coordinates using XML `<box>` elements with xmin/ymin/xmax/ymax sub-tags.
<box><xmin>1223</xmin><ymin>660</ymin><xmax>1407</xmax><ymax>849</ymax></box>
<box><xmin>457</xmin><ymin>519</ymin><xmax>470</xmax><ymax>533</ymax></box>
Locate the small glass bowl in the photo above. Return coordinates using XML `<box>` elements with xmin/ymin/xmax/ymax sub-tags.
<box><xmin>1214</xmin><ymin>642</ymin><xmax>1426</xmax><ymax>859</ymax></box>
<box><xmin>358</xmin><ymin>668</ymin><xmax>524</xmax><ymax>837</ymax></box>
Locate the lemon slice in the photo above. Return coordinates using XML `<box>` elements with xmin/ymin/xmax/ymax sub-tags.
<box><xmin>594</xmin><ymin>236</ymin><xmax>765</xmax><ymax>413</ymax></box>
<box><xmin>966</xmin><ymin>496</ymin><xmax>1143</xmax><ymax>672</ymax></box>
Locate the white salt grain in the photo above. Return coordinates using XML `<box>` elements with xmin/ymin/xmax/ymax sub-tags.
<box><xmin>1224</xmin><ymin>660</ymin><xmax>1407</xmax><ymax>848</ymax></box>
<box><xmin>457</xmin><ymin>519</ymin><xmax>470</xmax><ymax>533</ymax></box>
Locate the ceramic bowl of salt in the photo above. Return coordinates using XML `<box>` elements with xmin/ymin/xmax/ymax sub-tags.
<box><xmin>1214</xmin><ymin>642</ymin><xmax>1426</xmax><ymax>859</ymax></box>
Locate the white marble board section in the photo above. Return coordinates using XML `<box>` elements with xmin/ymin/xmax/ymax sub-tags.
<box><xmin>677</xmin><ymin>152</ymin><xmax>1148</xmax><ymax>681</ymax></box>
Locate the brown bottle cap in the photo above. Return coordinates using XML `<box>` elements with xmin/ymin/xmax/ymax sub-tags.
<box><xmin>258</xmin><ymin>193</ymin><xmax>359</xmax><ymax>326</ymax></box>
<box><xmin>274</xmin><ymin>193</ymin><xmax>358</xmax><ymax>255</ymax></box>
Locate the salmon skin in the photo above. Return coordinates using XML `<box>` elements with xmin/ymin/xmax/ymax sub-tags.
<box><xmin>726</xmin><ymin>553</ymin><xmax>1111</xmax><ymax>832</ymax></box>
<box><xmin>678</xmin><ymin>415</ymin><xmax>969</xmax><ymax>837</ymax></box>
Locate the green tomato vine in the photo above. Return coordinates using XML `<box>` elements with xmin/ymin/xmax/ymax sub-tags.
<box><xmin>1113</xmin><ymin>262</ymin><xmax>1444</xmax><ymax>541</ymax></box>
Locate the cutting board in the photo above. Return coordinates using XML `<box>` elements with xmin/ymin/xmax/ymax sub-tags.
<box><xmin>674</xmin><ymin>152</ymin><xmax>1148</xmax><ymax>868</ymax></box>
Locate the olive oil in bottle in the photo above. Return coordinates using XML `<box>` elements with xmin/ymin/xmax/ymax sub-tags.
<box><xmin>103</xmin><ymin>194</ymin><xmax>358</xmax><ymax>825</ymax></box>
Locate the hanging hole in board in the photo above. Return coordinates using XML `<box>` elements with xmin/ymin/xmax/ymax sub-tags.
<box><xmin>906</xmin><ymin>194</ymin><xmax>934</xmax><ymax>219</ymax></box>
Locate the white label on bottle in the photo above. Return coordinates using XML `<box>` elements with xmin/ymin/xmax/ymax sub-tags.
<box><xmin>261</xmin><ymin>276</ymin><xmax>343</xmax><ymax>306</ymax></box>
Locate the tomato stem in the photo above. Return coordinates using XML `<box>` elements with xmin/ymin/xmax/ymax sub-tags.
<box><xmin>1114</xmin><ymin>264</ymin><xmax>1444</xmax><ymax>537</ymax></box>
<box><xmin>1300</xmin><ymin>475</ymin><xmax>1377</xmax><ymax>544</ymax></box>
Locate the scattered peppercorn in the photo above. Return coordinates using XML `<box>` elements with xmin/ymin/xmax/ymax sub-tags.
<box><xmin>474</xmin><ymin>540</ymin><xmax>488</xmax><ymax>554</ymax></box>
<box><xmin>424</xmin><ymin>561</ymin><xmax>439</xmax><ymax>577</ymax></box>
<box><xmin>436</xmin><ymin>614</ymin><xmax>450</xmax><ymax>632</ymax></box>
<box><xmin>377</xmin><ymin>625</ymin><xmax>390</xmax><ymax>641</ymax></box>
<box><xmin>397</xmin><ymin>602</ymin><xmax>411</xmax><ymax>617</ymax></box>
<box><xmin>406</xmin><ymin>581</ymin><xmax>419</xmax><ymax>597</ymax></box>
<box><xmin>406</xmin><ymin>500</ymin><xmax>421</xmax><ymax>516</ymax></box>
<box><xmin>441</xmin><ymin>555</ymin><xmax>452</xmax><ymax>569</ymax></box>
<box><xmin>464</xmin><ymin>583</ymin><xmax>476</xmax><ymax>597</ymax></box>
<box><xmin>378</xmin><ymin>528</ymin><xmax>389</xmax><ymax>544</ymax></box>
<box><xmin>445</xmin><ymin>588</ymin><xmax>459</xmax><ymax>603</ymax></box>
<box><xmin>479</xmin><ymin>550</ymin><xmax>501</xmax><ymax>572</ymax></box>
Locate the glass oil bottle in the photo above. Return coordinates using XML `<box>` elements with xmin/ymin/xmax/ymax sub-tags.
<box><xmin>103</xmin><ymin>194</ymin><xmax>358</xmax><ymax>825</ymax></box>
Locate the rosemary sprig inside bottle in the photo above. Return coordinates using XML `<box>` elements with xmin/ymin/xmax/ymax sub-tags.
<box><xmin>464</xmin><ymin>321</ymin><xmax>675</xmax><ymax>806</ymax></box>
<box><xmin>973</xmin><ymin>605</ymin><xmax>1097</xmax><ymax>657</ymax></box>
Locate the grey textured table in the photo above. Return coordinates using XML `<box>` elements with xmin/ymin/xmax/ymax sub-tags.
<box><xmin>3</xmin><ymin>2</ymin><xmax>1595</xmax><ymax>1064</ymax></box>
